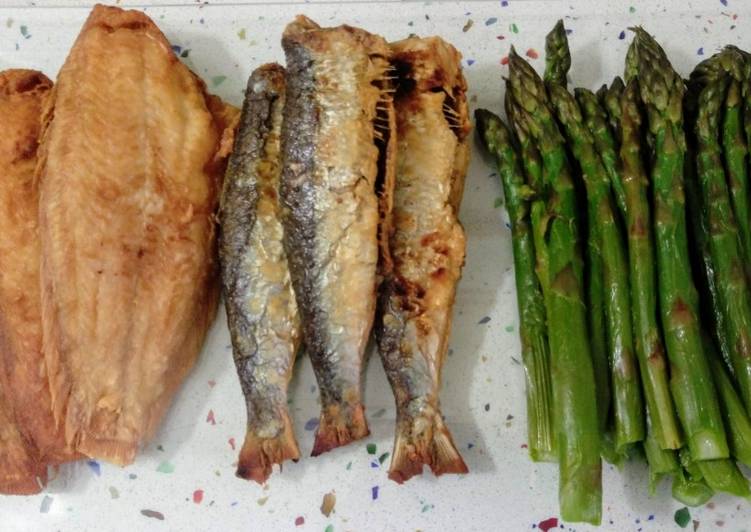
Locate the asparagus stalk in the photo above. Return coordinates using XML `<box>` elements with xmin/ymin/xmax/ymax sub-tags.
<box><xmin>740</xmin><ymin>51</ymin><xmax>751</xmax><ymax>212</ymax></box>
<box><xmin>672</xmin><ymin>454</ymin><xmax>715</xmax><ymax>507</ymax></box>
<box><xmin>705</xmin><ymin>337</ymin><xmax>751</xmax><ymax>468</ymax></box>
<box><xmin>599</xmin><ymin>77</ymin><xmax>625</xmax><ymax>145</ymax></box>
<box><xmin>643</xmin><ymin>411</ymin><xmax>679</xmax><ymax>494</ymax></box>
<box><xmin>608</xmin><ymin>79</ymin><xmax>682</xmax><ymax>451</ymax></box>
<box><xmin>626</xmin><ymin>28</ymin><xmax>728</xmax><ymax>460</ymax></box>
<box><xmin>543</xmin><ymin>19</ymin><xmax>612</xmax><ymax>442</ymax></box>
<box><xmin>505</xmin><ymin>87</ymin><xmax>556</xmax><ymax>409</ymax></box>
<box><xmin>544</xmin><ymin>19</ymin><xmax>570</xmax><ymax>87</ymax></box>
<box><xmin>476</xmin><ymin>109</ymin><xmax>556</xmax><ymax>462</ymax></box>
<box><xmin>686</xmin><ymin>89</ymin><xmax>751</xmax><ymax>468</ymax></box>
<box><xmin>697</xmin><ymin>459</ymin><xmax>751</xmax><ymax>498</ymax></box>
<box><xmin>691</xmin><ymin>71</ymin><xmax>751</xmax><ymax>417</ymax></box>
<box><xmin>547</xmin><ymin>82</ymin><xmax>645</xmax><ymax>452</ymax></box>
<box><xmin>576</xmin><ymin>87</ymin><xmax>627</xmax><ymax>217</ymax></box>
<box><xmin>508</xmin><ymin>47</ymin><xmax>602</xmax><ymax>526</ymax></box>
<box><xmin>681</xmin><ymin>426</ymin><xmax>751</xmax><ymax>499</ymax></box>
<box><xmin>722</xmin><ymin>78</ymin><xmax>751</xmax><ymax>275</ymax></box>
<box><xmin>689</xmin><ymin>59</ymin><xmax>751</xmax><ymax>477</ymax></box>
<box><xmin>693</xmin><ymin>48</ymin><xmax>751</xmax><ymax>280</ymax></box>
<box><xmin>684</xmin><ymin>77</ymin><xmax>735</xmax><ymax>379</ymax></box>
<box><xmin>671</xmin><ymin>473</ymin><xmax>714</xmax><ymax>507</ymax></box>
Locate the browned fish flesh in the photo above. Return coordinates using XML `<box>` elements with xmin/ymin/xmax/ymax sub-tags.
<box><xmin>219</xmin><ymin>63</ymin><xmax>302</xmax><ymax>484</ymax></box>
<box><xmin>0</xmin><ymin>69</ymin><xmax>57</xmax><ymax>494</ymax></box>
<box><xmin>281</xmin><ymin>15</ymin><xmax>396</xmax><ymax>455</ymax></box>
<box><xmin>377</xmin><ymin>36</ymin><xmax>471</xmax><ymax>483</ymax></box>
<box><xmin>37</xmin><ymin>5</ymin><xmax>238</xmax><ymax>465</ymax></box>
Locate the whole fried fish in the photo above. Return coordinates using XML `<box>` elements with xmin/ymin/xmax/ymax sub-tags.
<box><xmin>0</xmin><ymin>69</ymin><xmax>57</xmax><ymax>494</ymax></box>
<box><xmin>281</xmin><ymin>16</ymin><xmax>396</xmax><ymax>455</ymax></box>
<box><xmin>37</xmin><ymin>5</ymin><xmax>238</xmax><ymax>465</ymax></box>
<box><xmin>219</xmin><ymin>64</ymin><xmax>301</xmax><ymax>484</ymax></box>
<box><xmin>377</xmin><ymin>36</ymin><xmax>471</xmax><ymax>483</ymax></box>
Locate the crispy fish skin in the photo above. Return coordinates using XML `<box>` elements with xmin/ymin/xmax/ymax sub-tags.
<box><xmin>378</xmin><ymin>36</ymin><xmax>470</xmax><ymax>483</ymax></box>
<box><xmin>37</xmin><ymin>5</ymin><xmax>238</xmax><ymax>465</ymax></box>
<box><xmin>0</xmin><ymin>69</ymin><xmax>55</xmax><ymax>494</ymax></box>
<box><xmin>219</xmin><ymin>64</ymin><xmax>301</xmax><ymax>484</ymax></box>
<box><xmin>281</xmin><ymin>15</ymin><xmax>394</xmax><ymax>455</ymax></box>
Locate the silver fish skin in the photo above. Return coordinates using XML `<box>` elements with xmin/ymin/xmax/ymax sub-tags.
<box><xmin>219</xmin><ymin>63</ymin><xmax>301</xmax><ymax>483</ymax></box>
<box><xmin>281</xmin><ymin>15</ymin><xmax>394</xmax><ymax>456</ymax></box>
<box><xmin>378</xmin><ymin>36</ymin><xmax>471</xmax><ymax>483</ymax></box>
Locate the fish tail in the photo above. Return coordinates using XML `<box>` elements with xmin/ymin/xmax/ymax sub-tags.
<box><xmin>388</xmin><ymin>410</ymin><xmax>468</xmax><ymax>483</ymax></box>
<box><xmin>311</xmin><ymin>403</ymin><xmax>369</xmax><ymax>456</ymax></box>
<box><xmin>236</xmin><ymin>411</ymin><xmax>300</xmax><ymax>484</ymax></box>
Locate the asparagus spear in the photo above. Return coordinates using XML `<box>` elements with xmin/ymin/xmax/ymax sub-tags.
<box><xmin>608</xmin><ymin>79</ymin><xmax>682</xmax><ymax>451</ymax></box>
<box><xmin>599</xmin><ymin>77</ymin><xmax>625</xmax><ymax>145</ymax></box>
<box><xmin>476</xmin><ymin>109</ymin><xmax>556</xmax><ymax>462</ymax></box>
<box><xmin>548</xmin><ymin>82</ymin><xmax>645</xmax><ymax>452</ymax></box>
<box><xmin>685</xmin><ymin>85</ymin><xmax>751</xmax><ymax>470</ymax></box>
<box><xmin>542</xmin><ymin>19</ymin><xmax>613</xmax><ymax>441</ymax></box>
<box><xmin>544</xmin><ymin>19</ymin><xmax>570</xmax><ymax>87</ymax></box>
<box><xmin>643</xmin><ymin>411</ymin><xmax>679</xmax><ymax>494</ymax></box>
<box><xmin>576</xmin><ymin>87</ymin><xmax>627</xmax><ymax>217</ymax></box>
<box><xmin>692</xmin><ymin>48</ymin><xmax>751</xmax><ymax>278</ymax></box>
<box><xmin>705</xmin><ymin>338</ymin><xmax>751</xmax><ymax>468</ymax></box>
<box><xmin>691</xmin><ymin>72</ymin><xmax>751</xmax><ymax>417</ymax></box>
<box><xmin>697</xmin><ymin>459</ymin><xmax>751</xmax><ymax>498</ymax></box>
<box><xmin>508</xmin><ymin>48</ymin><xmax>602</xmax><ymax>526</ymax></box>
<box><xmin>672</xmin><ymin>452</ymin><xmax>715</xmax><ymax>507</ymax></box>
<box><xmin>684</xmin><ymin>77</ymin><xmax>735</xmax><ymax>382</ymax></box>
<box><xmin>626</xmin><ymin>28</ymin><xmax>728</xmax><ymax>460</ymax></box>
<box><xmin>671</xmin><ymin>472</ymin><xmax>714</xmax><ymax>507</ymax></box>
<box><xmin>740</xmin><ymin>51</ymin><xmax>751</xmax><ymax>210</ymax></box>
<box><xmin>722</xmin><ymin>77</ymin><xmax>751</xmax><ymax>274</ymax></box>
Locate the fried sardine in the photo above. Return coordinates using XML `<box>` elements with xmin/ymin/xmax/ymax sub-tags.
<box><xmin>281</xmin><ymin>16</ymin><xmax>396</xmax><ymax>455</ymax></box>
<box><xmin>377</xmin><ymin>36</ymin><xmax>471</xmax><ymax>483</ymax></box>
<box><xmin>37</xmin><ymin>5</ymin><xmax>238</xmax><ymax>465</ymax></box>
<box><xmin>220</xmin><ymin>64</ymin><xmax>301</xmax><ymax>483</ymax></box>
<box><xmin>0</xmin><ymin>69</ymin><xmax>57</xmax><ymax>494</ymax></box>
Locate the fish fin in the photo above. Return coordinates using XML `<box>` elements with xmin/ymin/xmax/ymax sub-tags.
<box><xmin>388</xmin><ymin>411</ymin><xmax>468</xmax><ymax>483</ymax></box>
<box><xmin>311</xmin><ymin>403</ymin><xmax>369</xmax><ymax>456</ymax></box>
<box><xmin>236</xmin><ymin>412</ymin><xmax>300</xmax><ymax>484</ymax></box>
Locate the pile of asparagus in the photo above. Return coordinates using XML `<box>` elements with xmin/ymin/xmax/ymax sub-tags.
<box><xmin>477</xmin><ymin>22</ymin><xmax>751</xmax><ymax>524</ymax></box>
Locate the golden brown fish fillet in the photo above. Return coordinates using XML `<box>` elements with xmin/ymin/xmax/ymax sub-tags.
<box><xmin>37</xmin><ymin>5</ymin><xmax>238</xmax><ymax>465</ymax></box>
<box><xmin>0</xmin><ymin>69</ymin><xmax>59</xmax><ymax>494</ymax></box>
<box><xmin>377</xmin><ymin>36</ymin><xmax>471</xmax><ymax>483</ymax></box>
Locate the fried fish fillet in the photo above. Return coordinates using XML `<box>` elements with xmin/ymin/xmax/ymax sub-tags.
<box><xmin>377</xmin><ymin>36</ymin><xmax>471</xmax><ymax>483</ymax></box>
<box><xmin>0</xmin><ymin>69</ymin><xmax>57</xmax><ymax>494</ymax></box>
<box><xmin>37</xmin><ymin>5</ymin><xmax>238</xmax><ymax>465</ymax></box>
<box><xmin>220</xmin><ymin>64</ymin><xmax>302</xmax><ymax>484</ymax></box>
<box><xmin>281</xmin><ymin>15</ymin><xmax>396</xmax><ymax>455</ymax></box>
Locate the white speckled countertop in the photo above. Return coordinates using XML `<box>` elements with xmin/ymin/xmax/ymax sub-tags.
<box><xmin>1</xmin><ymin>1</ymin><xmax>750</xmax><ymax>531</ymax></box>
